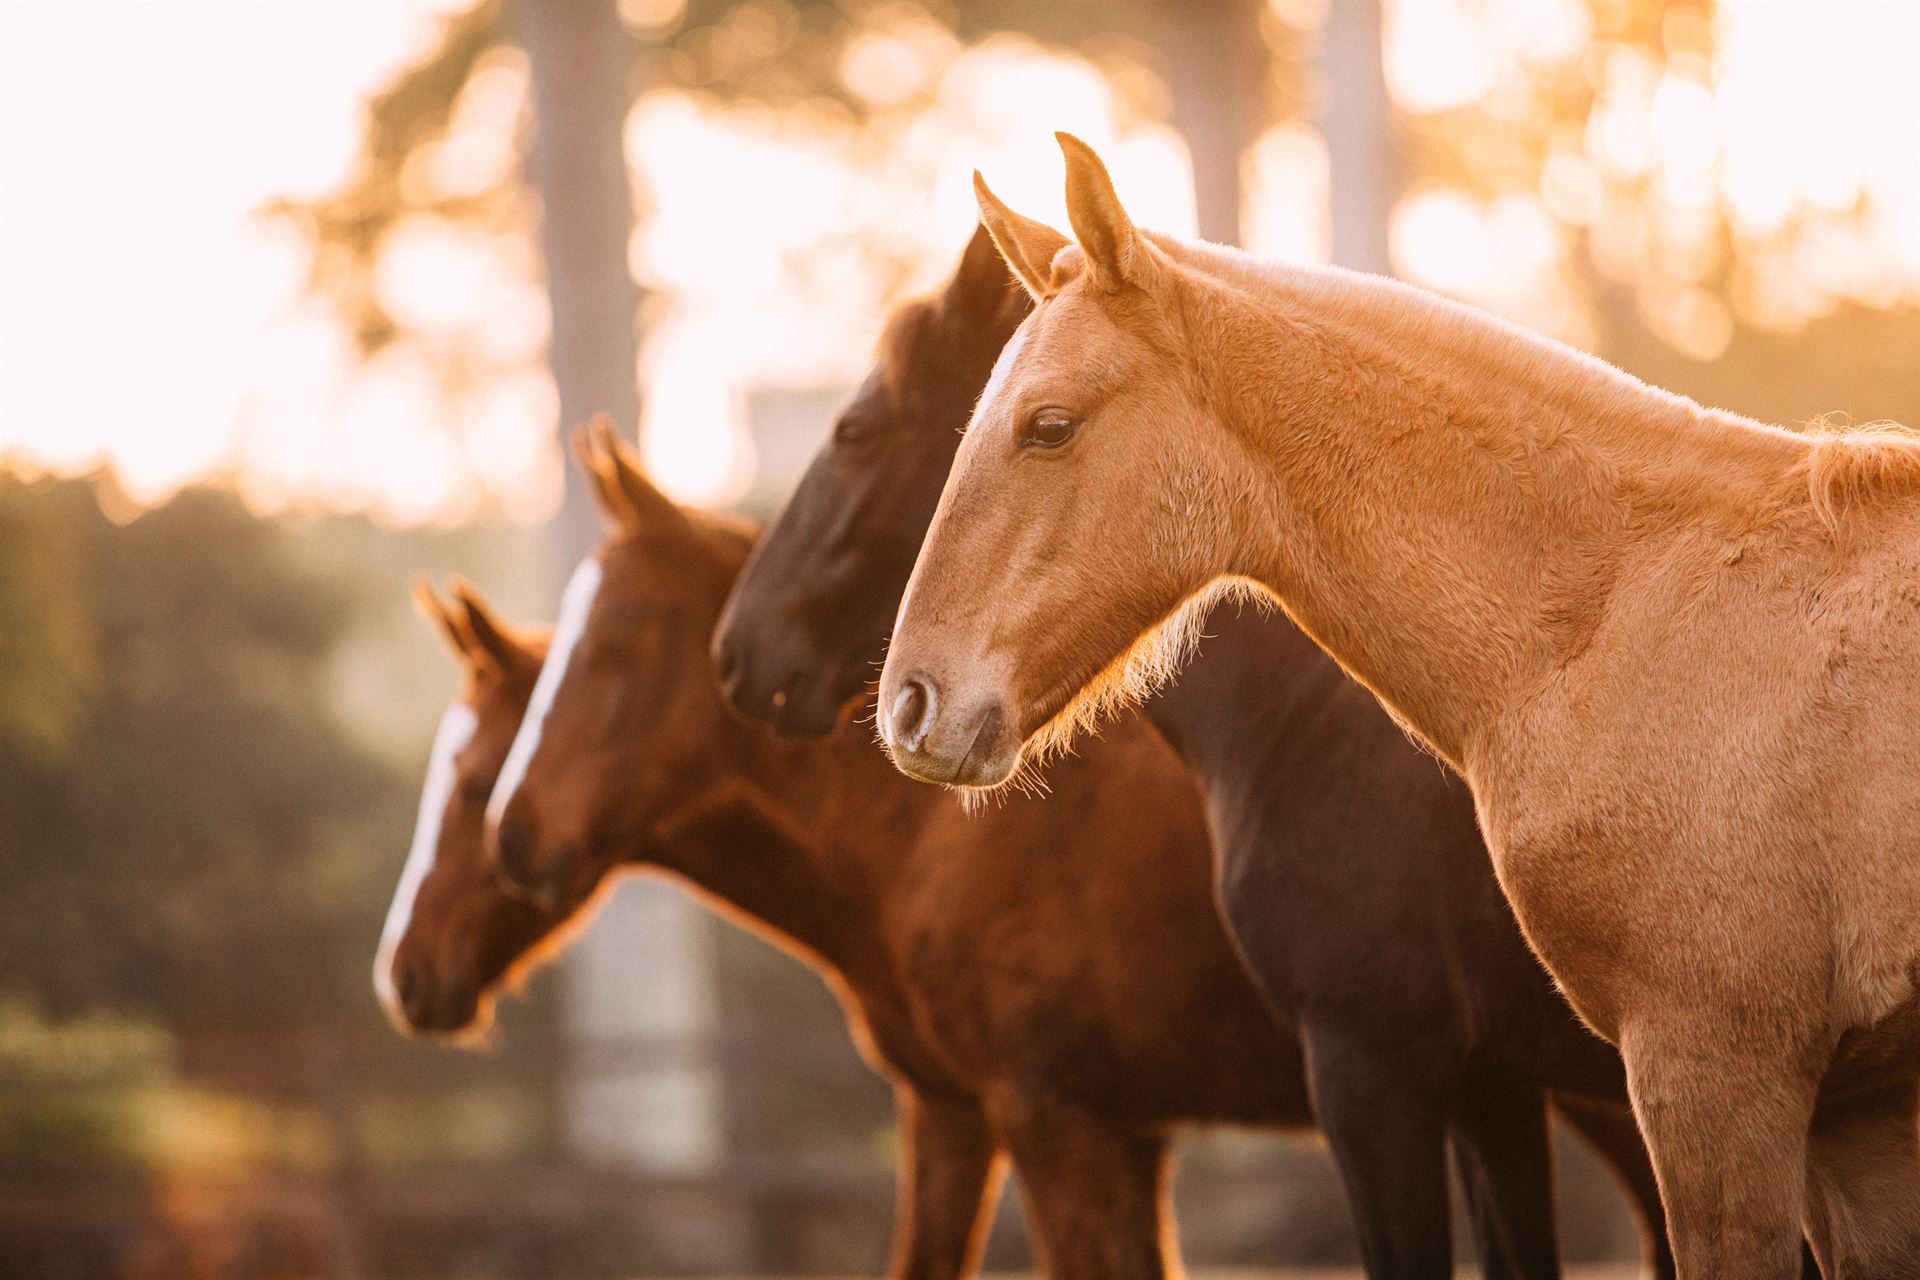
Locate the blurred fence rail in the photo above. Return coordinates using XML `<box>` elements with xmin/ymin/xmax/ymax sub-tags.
<box><xmin>0</xmin><ymin>1011</ymin><xmax>1653</xmax><ymax>1279</ymax></box>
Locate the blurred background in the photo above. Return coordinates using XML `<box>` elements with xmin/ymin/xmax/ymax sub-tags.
<box><xmin>1</xmin><ymin>1</ymin><xmax>1916</xmax><ymax>1276</ymax></box>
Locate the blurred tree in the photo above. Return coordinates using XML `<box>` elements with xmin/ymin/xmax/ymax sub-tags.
<box><xmin>512</xmin><ymin>0</ymin><xmax>644</xmax><ymax>555</ymax></box>
<box><xmin>0</xmin><ymin>482</ymin><xmax>96</xmax><ymax>757</ymax></box>
<box><xmin>271</xmin><ymin>0</ymin><xmax>1289</xmax><ymax>369</ymax></box>
<box><xmin>1319</xmin><ymin>0</ymin><xmax>1399</xmax><ymax>273</ymax></box>
<box><xmin>0</xmin><ymin>475</ymin><xmax>411</xmax><ymax>1044</ymax></box>
<box><xmin>1393</xmin><ymin>0</ymin><xmax>1920</xmax><ymax>416</ymax></box>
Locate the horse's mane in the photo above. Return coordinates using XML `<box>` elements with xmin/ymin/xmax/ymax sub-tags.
<box><xmin>1801</xmin><ymin>415</ymin><xmax>1920</xmax><ymax>534</ymax></box>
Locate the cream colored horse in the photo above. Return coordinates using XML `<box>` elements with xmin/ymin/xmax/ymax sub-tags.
<box><xmin>876</xmin><ymin>134</ymin><xmax>1920</xmax><ymax>1279</ymax></box>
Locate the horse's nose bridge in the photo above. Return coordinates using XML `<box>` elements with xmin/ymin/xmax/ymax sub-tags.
<box><xmin>490</xmin><ymin>798</ymin><xmax>540</xmax><ymax>886</ymax></box>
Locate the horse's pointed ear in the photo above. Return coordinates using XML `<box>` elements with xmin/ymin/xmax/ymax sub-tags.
<box><xmin>573</xmin><ymin>415</ymin><xmax>641</xmax><ymax>532</ymax></box>
<box><xmin>943</xmin><ymin>221</ymin><xmax>1021</xmax><ymax>318</ymax></box>
<box><xmin>413</xmin><ymin>577</ymin><xmax>475</xmax><ymax>662</ymax></box>
<box><xmin>595</xmin><ymin>416</ymin><xmax>693</xmax><ymax>538</ymax></box>
<box><xmin>1056</xmin><ymin>132</ymin><xmax>1139</xmax><ymax>291</ymax></box>
<box><xmin>446</xmin><ymin>577</ymin><xmax>527</xmax><ymax>673</ymax></box>
<box><xmin>974</xmin><ymin>173</ymin><xmax>1068</xmax><ymax>302</ymax></box>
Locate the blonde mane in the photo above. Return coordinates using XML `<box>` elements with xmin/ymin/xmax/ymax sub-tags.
<box><xmin>1801</xmin><ymin>415</ymin><xmax>1920</xmax><ymax>534</ymax></box>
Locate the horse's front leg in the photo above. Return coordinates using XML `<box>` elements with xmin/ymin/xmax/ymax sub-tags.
<box><xmin>1303</xmin><ymin>1026</ymin><xmax>1457</xmax><ymax>1280</ymax></box>
<box><xmin>1450</xmin><ymin>1075</ymin><xmax>1562</xmax><ymax>1280</ymax></box>
<box><xmin>989</xmin><ymin>1093</ymin><xmax>1175</xmax><ymax>1280</ymax></box>
<box><xmin>1621</xmin><ymin>1016</ymin><xmax>1821</xmax><ymax>1280</ymax></box>
<box><xmin>1804</xmin><ymin>1078</ymin><xmax>1920</xmax><ymax>1279</ymax></box>
<box><xmin>887</xmin><ymin>1087</ymin><xmax>1004</xmax><ymax>1280</ymax></box>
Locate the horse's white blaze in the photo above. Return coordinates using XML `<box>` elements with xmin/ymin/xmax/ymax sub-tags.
<box><xmin>374</xmin><ymin>701</ymin><xmax>479</xmax><ymax>1012</ymax></box>
<box><xmin>486</xmin><ymin>557</ymin><xmax>603</xmax><ymax>828</ymax></box>
<box><xmin>975</xmin><ymin>323</ymin><xmax>1029</xmax><ymax>423</ymax></box>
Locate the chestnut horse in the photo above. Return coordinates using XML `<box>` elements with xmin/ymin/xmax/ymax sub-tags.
<box><xmin>375</xmin><ymin>587</ymin><xmax>568</xmax><ymax>1038</ymax></box>
<box><xmin>877</xmin><ymin>135</ymin><xmax>1920</xmax><ymax>1278</ymax></box>
<box><xmin>407</xmin><ymin>426</ymin><xmax>1327</xmax><ymax>1279</ymax></box>
<box><xmin>715</xmin><ymin>226</ymin><xmax>1686</xmax><ymax>1279</ymax></box>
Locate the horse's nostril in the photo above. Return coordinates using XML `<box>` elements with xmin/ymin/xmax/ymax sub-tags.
<box><xmin>438</xmin><ymin>976</ymin><xmax>476</xmax><ymax>1030</ymax></box>
<box><xmin>713</xmin><ymin>639</ymin><xmax>741</xmax><ymax>688</ymax></box>
<box><xmin>889</xmin><ymin>676</ymin><xmax>938</xmax><ymax>753</ymax></box>
<box><xmin>495</xmin><ymin>817</ymin><xmax>534</xmax><ymax>887</ymax></box>
<box><xmin>395</xmin><ymin>954</ymin><xmax>432</xmax><ymax>1026</ymax></box>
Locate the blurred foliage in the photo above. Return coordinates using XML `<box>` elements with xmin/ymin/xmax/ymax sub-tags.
<box><xmin>1406</xmin><ymin>0</ymin><xmax>1910</xmax><ymax>351</ymax></box>
<box><xmin>269</xmin><ymin>0</ymin><xmax>1301</xmax><ymax>360</ymax></box>
<box><xmin>0</xmin><ymin>482</ymin><xmax>97</xmax><ymax>756</ymax></box>
<box><xmin>0</xmin><ymin>473</ymin><xmax>411</xmax><ymax>1041</ymax></box>
<box><xmin>1610</xmin><ymin>299</ymin><xmax>1920</xmax><ymax>434</ymax></box>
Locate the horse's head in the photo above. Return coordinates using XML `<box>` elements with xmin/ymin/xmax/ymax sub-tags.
<box><xmin>486</xmin><ymin>417</ymin><xmax>751</xmax><ymax>906</ymax></box>
<box><xmin>877</xmin><ymin>134</ymin><xmax>1248</xmax><ymax>790</ymax></box>
<box><xmin>375</xmin><ymin>584</ymin><xmax>573</xmax><ymax>1039</ymax></box>
<box><xmin>711</xmin><ymin>224</ymin><xmax>1030</xmax><ymax>736</ymax></box>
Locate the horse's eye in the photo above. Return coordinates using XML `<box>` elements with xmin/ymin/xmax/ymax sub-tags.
<box><xmin>460</xmin><ymin>779</ymin><xmax>493</xmax><ymax>807</ymax></box>
<box><xmin>833</xmin><ymin>413</ymin><xmax>881</xmax><ymax>445</ymax></box>
<box><xmin>1020</xmin><ymin>409</ymin><xmax>1080</xmax><ymax>450</ymax></box>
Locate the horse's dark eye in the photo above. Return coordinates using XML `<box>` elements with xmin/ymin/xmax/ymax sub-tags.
<box><xmin>460</xmin><ymin>779</ymin><xmax>493</xmax><ymax>807</ymax></box>
<box><xmin>833</xmin><ymin>413</ymin><xmax>882</xmax><ymax>445</ymax></box>
<box><xmin>1021</xmin><ymin>409</ymin><xmax>1080</xmax><ymax>450</ymax></box>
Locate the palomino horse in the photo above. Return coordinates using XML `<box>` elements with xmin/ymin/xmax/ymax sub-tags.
<box><xmin>431</xmin><ymin>424</ymin><xmax>1328</xmax><ymax>1279</ymax></box>
<box><xmin>715</xmin><ymin>226</ymin><xmax>1687</xmax><ymax>1279</ymax></box>
<box><xmin>876</xmin><ymin>135</ymin><xmax>1920</xmax><ymax>1278</ymax></box>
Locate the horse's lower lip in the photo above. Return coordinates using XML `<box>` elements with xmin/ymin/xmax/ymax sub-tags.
<box><xmin>717</xmin><ymin>660</ymin><xmax>852</xmax><ymax>737</ymax></box>
<box><xmin>887</xmin><ymin>707</ymin><xmax>1018</xmax><ymax>788</ymax></box>
<box><xmin>953</xmin><ymin>704</ymin><xmax>1005</xmax><ymax>782</ymax></box>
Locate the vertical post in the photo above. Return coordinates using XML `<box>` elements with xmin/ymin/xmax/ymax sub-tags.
<box><xmin>1164</xmin><ymin>0</ymin><xmax>1268</xmax><ymax>247</ymax></box>
<box><xmin>1320</xmin><ymin>0</ymin><xmax>1402</xmax><ymax>275</ymax></box>
<box><xmin>514</xmin><ymin>0</ymin><xmax>721</xmax><ymax>1174</ymax></box>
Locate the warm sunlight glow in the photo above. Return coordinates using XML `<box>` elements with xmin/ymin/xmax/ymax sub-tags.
<box><xmin>1386</xmin><ymin>0</ymin><xmax>1494</xmax><ymax>115</ymax></box>
<box><xmin>4</xmin><ymin>0</ymin><xmax>1916</xmax><ymax>524</ymax></box>
<box><xmin>622</xmin><ymin>37</ymin><xmax>1195</xmax><ymax>508</ymax></box>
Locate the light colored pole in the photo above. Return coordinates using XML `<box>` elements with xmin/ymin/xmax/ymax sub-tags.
<box><xmin>516</xmin><ymin>0</ymin><xmax>721</xmax><ymax>1174</ymax></box>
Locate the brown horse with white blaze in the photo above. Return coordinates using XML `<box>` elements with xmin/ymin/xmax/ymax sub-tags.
<box><xmin>375</xmin><ymin>584</ymin><xmax>571</xmax><ymax>1039</ymax></box>
<box><xmin>450</xmin><ymin>422</ymin><xmax>1329</xmax><ymax>1279</ymax></box>
<box><xmin>877</xmin><ymin>135</ymin><xmax>1920</xmax><ymax>1278</ymax></box>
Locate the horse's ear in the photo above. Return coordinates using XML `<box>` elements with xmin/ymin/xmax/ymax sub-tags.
<box><xmin>1057</xmin><ymin>132</ymin><xmax>1140</xmax><ymax>292</ymax></box>
<box><xmin>943</xmin><ymin>221</ymin><xmax>1021</xmax><ymax>318</ymax></box>
<box><xmin>572</xmin><ymin>415</ymin><xmax>641</xmax><ymax>532</ymax></box>
<box><xmin>592</xmin><ymin>415</ymin><xmax>693</xmax><ymax>539</ymax></box>
<box><xmin>446</xmin><ymin>577</ymin><xmax>528</xmax><ymax>674</ymax></box>
<box><xmin>973</xmin><ymin>173</ymin><xmax>1068</xmax><ymax>303</ymax></box>
<box><xmin>413</xmin><ymin>577</ymin><xmax>475</xmax><ymax>662</ymax></box>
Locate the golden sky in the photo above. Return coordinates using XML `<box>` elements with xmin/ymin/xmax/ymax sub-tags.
<box><xmin>3</xmin><ymin>0</ymin><xmax>1915</xmax><ymax>524</ymax></box>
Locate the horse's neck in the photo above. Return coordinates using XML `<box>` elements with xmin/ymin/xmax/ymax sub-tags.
<box><xmin>1183</xmin><ymin>253</ymin><xmax>1807</xmax><ymax>766</ymax></box>
<box><xmin>645</xmin><ymin>720</ymin><xmax>929</xmax><ymax>980</ymax></box>
<box><xmin>1145</xmin><ymin>606</ymin><xmax>1351</xmax><ymax>787</ymax></box>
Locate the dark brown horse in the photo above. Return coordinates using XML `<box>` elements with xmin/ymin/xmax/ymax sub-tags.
<box><xmin>394</xmin><ymin>428</ymin><xmax>1324</xmax><ymax>1279</ymax></box>
<box><xmin>711</xmin><ymin>227</ymin><xmax>1692</xmax><ymax>1280</ymax></box>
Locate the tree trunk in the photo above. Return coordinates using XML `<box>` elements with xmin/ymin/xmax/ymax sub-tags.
<box><xmin>514</xmin><ymin>0</ymin><xmax>722</xmax><ymax>1176</ymax></box>
<box><xmin>1319</xmin><ymin>0</ymin><xmax>1401</xmax><ymax>275</ymax></box>
<box><xmin>1163</xmin><ymin>0</ymin><xmax>1268</xmax><ymax>247</ymax></box>
<box><xmin>517</xmin><ymin>0</ymin><xmax>643</xmax><ymax>558</ymax></box>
